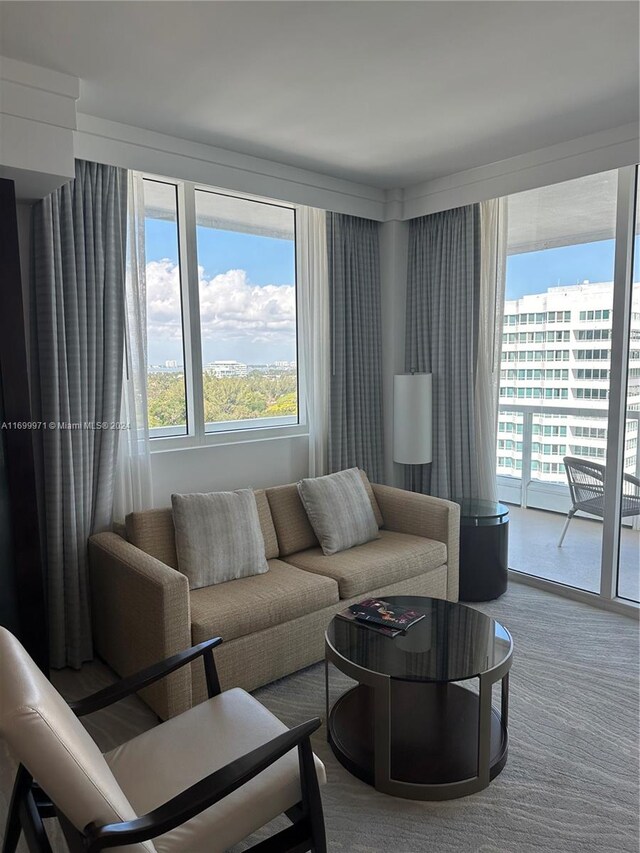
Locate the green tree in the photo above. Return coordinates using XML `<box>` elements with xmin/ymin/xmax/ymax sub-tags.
<box><xmin>146</xmin><ymin>370</ymin><xmax>298</xmax><ymax>428</ymax></box>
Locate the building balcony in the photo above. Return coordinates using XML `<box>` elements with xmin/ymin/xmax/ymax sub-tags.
<box><xmin>507</xmin><ymin>505</ymin><xmax>638</xmax><ymax>601</ymax></box>
<box><xmin>497</xmin><ymin>404</ymin><xmax>639</xmax><ymax>603</ymax></box>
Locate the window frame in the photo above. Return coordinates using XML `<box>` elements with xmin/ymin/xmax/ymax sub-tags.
<box><xmin>141</xmin><ymin>173</ymin><xmax>307</xmax><ymax>452</ymax></box>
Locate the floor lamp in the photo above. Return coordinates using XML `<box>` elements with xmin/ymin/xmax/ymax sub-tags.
<box><xmin>393</xmin><ymin>373</ymin><xmax>433</xmax><ymax>466</ymax></box>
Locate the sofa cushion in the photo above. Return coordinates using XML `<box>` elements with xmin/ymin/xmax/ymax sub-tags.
<box><xmin>190</xmin><ymin>559</ymin><xmax>339</xmax><ymax>644</ymax></box>
<box><xmin>125</xmin><ymin>489</ymin><xmax>279</xmax><ymax>569</ymax></box>
<box><xmin>283</xmin><ymin>530</ymin><xmax>447</xmax><ymax>600</ymax></box>
<box><xmin>265</xmin><ymin>484</ymin><xmax>319</xmax><ymax>557</ymax></box>
<box><xmin>266</xmin><ymin>470</ymin><xmax>383</xmax><ymax>557</ymax></box>
<box><xmin>358</xmin><ymin>470</ymin><xmax>384</xmax><ymax>527</ymax></box>
<box><xmin>172</xmin><ymin>490</ymin><xmax>269</xmax><ymax>590</ymax></box>
<box><xmin>297</xmin><ymin>468</ymin><xmax>380</xmax><ymax>556</ymax></box>
<box><xmin>125</xmin><ymin>508</ymin><xmax>180</xmax><ymax>569</ymax></box>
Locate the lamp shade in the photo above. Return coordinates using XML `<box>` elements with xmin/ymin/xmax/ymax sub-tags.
<box><xmin>393</xmin><ymin>373</ymin><xmax>432</xmax><ymax>464</ymax></box>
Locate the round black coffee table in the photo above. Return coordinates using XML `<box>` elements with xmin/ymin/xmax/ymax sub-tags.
<box><xmin>325</xmin><ymin>596</ymin><xmax>513</xmax><ymax>800</ymax></box>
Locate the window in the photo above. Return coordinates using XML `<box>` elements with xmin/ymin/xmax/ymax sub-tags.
<box><xmin>575</xmin><ymin>388</ymin><xmax>609</xmax><ymax>400</ymax></box>
<box><xmin>575</xmin><ymin>349</ymin><xmax>609</xmax><ymax>360</ymax></box>
<box><xmin>535</xmin><ymin>424</ymin><xmax>568</xmax><ymax>437</ymax></box>
<box><xmin>579</xmin><ymin>309</ymin><xmax>610</xmax><ymax>322</ymax></box>
<box><xmin>572</xmin><ymin>444</ymin><xmax>606</xmax><ymax>459</ymax></box>
<box><xmin>142</xmin><ymin>176</ymin><xmax>300</xmax><ymax>443</ymax></box>
<box><xmin>144</xmin><ymin>180</ymin><xmax>188</xmax><ymax>436</ymax></box>
<box><xmin>575</xmin><ymin>368</ymin><xmax>609</xmax><ymax>380</ymax></box>
<box><xmin>575</xmin><ymin>329</ymin><xmax>611</xmax><ymax>341</ymax></box>
<box><xmin>574</xmin><ymin>425</ymin><xmax>607</xmax><ymax>439</ymax></box>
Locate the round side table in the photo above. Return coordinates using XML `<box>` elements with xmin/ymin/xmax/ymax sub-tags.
<box><xmin>455</xmin><ymin>499</ymin><xmax>509</xmax><ymax>602</ymax></box>
<box><xmin>325</xmin><ymin>596</ymin><xmax>513</xmax><ymax>800</ymax></box>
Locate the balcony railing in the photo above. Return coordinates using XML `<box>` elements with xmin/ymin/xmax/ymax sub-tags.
<box><xmin>497</xmin><ymin>404</ymin><xmax>640</xmax><ymax>517</ymax></box>
<box><xmin>497</xmin><ymin>404</ymin><xmax>639</xmax><ymax>602</ymax></box>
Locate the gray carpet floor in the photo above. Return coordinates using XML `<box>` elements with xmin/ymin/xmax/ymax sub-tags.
<box><xmin>1</xmin><ymin>582</ymin><xmax>638</xmax><ymax>852</ymax></box>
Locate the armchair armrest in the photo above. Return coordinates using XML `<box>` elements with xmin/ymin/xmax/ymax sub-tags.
<box><xmin>372</xmin><ymin>484</ymin><xmax>460</xmax><ymax>601</ymax></box>
<box><xmin>88</xmin><ymin>532</ymin><xmax>192</xmax><ymax>720</ymax></box>
<box><xmin>83</xmin><ymin>718</ymin><xmax>322</xmax><ymax>851</ymax></box>
<box><xmin>70</xmin><ymin>638</ymin><xmax>223</xmax><ymax>717</ymax></box>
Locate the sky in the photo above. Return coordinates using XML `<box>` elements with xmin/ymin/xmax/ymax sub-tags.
<box><xmin>145</xmin><ymin>218</ymin><xmax>640</xmax><ymax>365</ymax></box>
<box><xmin>145</xmin><ymin>219</ymin><xmax>296</xmax><ymax>366</ymax></box>
<box><xmin>506</xmin><ymin>235</ymin><xmax>640</xmax><ymax>300</ymax></box>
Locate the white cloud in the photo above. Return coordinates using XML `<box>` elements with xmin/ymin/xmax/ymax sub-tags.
<box><xmin>145</xmin><ymin>259</ymin><xmax>295</xmax><ymax>346</ymax></box>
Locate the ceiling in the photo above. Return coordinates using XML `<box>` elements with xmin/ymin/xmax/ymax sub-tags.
<box><xmin>1</xmin><ymin>1</ymin><xmax>638</xmax><ymax>189</ymax></box>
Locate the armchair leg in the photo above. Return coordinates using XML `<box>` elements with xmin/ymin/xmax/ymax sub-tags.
<box><xmin>19</xmin><ymin>790</ymin><xmax>53</xmax><ymax>853</ymax></box>
<box><xmin>2</xmin><ymin>764</ymin><xmax>29</xmax><ymax>853</ymax></box>
<box><xmin>557</xmin><ymin>509</ymin><xmax>575</xmax><ymax>547</ymax></box>
<box><xmin>298</xmin><ymin>739</ymin><xmax>327</xmax><ymax>853</ymax></box>
<box><xmin>3</xmin><ymin>765</ymin><xmax>53</xmax><ymax>853</ymax></box>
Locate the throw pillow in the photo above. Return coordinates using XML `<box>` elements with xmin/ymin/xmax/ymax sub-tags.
<box><xmin>297</xmin><ymin>468</ymin><xmax>380</xmax><ymax>556</ymax></box>
<box><xmin>171</xmin><ymin>489</ymin><xmax>269</xmax><ymax>590</ymax></box>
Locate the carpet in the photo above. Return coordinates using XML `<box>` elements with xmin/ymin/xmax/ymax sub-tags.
<box><xmin>1</xmin><ymin>582</ymin><xmax>638</xmax><ymax>852</ymax></box>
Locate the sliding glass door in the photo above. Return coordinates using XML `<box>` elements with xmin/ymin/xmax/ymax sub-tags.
<box><xmin>616</xmin><ymin>172</ymin><xmax>640</xmax><ymax>603</ymax></box>
<box><xmin>496</xmin><ymin>166</ymin><xmax>638</xmax><ymax>606</ymax></box>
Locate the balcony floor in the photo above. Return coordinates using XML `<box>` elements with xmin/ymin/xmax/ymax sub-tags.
<box><xmin>506</xmin><ymin>504</ymin><xmax>639</xmax><ymax>602</ymax></box>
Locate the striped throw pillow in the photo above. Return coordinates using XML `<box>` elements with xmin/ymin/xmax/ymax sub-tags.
<box><xmin>297</xmin><ymin>468</ymin><xmax>380</xmax><ymax>556</ymax></box>
<box><xmin>172</xmin><ymin>489</ymin><xmax>268</xmax><ymax>589</ymax></box>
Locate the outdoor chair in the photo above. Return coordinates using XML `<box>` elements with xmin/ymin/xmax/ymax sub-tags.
<box><xmin>558</xmin><ymin>455</ymin><xmax>640</xmax><ymax>546</ymax></box>
<box><xmin>0</xmin><ymin>627</ymin><xmax>327</xmax><ymax>853</ymax></box>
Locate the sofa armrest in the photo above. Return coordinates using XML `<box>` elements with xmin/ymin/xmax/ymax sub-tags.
<box><xmin>88</xmin><ymin>532</ymin><xmax>192</xmax><ymax>720</ymax></box>
<box><xmin>371</xmin><ymin>484</ymin><xmax>460</xmax><ymax>602</ymax></box>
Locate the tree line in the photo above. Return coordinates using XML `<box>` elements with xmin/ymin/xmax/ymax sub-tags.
<box><xmin>147</xmin><ymin>371</ymin><xmax>298</xmax><ymax>427</ymax></box>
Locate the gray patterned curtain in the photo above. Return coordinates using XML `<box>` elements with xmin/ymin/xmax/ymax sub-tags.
<box><xmin>327</xmin><ymin>213</ymin><xmax>384</xmax><ymax>483</ymax></box>
<box><xmin>31</xmin><ymin>160</ymin><xmax>127</xmax><ymax>668</ymax></box>
<box><xmin>405</xmin><ymin>205</ymin><xmax>481</xmax><ymax>500</ymax></box>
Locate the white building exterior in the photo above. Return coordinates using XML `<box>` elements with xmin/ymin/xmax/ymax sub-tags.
<box><xmin>205</xmin><ymin>360</ymin><xmax>248</xmax><ymax>378</ymax></box>
<box><xmin>498</xmin><ymin>281</ymin><xmax>640</xmax><ymax>485</ymax></box>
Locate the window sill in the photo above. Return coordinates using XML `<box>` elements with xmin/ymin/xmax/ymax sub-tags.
<box><xmin>149</xmin><ymin>421</ymin><xmax>308</xmax><ymax>453</ymax></box>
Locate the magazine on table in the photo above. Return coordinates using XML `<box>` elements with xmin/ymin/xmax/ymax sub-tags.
<box><xmin>348</xmin><ymin>598</ymin><xmax>426</xmax><ymax>631</ymax></box>
<box><xmin>335</xmin><ymin>607</ymin><xmax>403</xmax><ymax>637</ymax></box>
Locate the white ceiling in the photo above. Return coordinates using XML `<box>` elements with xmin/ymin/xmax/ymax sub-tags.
<box><xmin>0</xmin><ymin>1</ymin><xmax>638</xmax><ymax>189</ymax></box>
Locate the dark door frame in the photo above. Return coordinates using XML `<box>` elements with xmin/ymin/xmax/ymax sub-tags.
<box><xmin>0</xmin><ymin>177</ymin><xmax>48</xmax><ymax>672</ymax></box>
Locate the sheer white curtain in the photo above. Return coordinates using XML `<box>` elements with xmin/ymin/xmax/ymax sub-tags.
<box><xmin>475</xmin><ymin>198</ymin><xmax>507</xmax><ymax>501</ymax></box>
<box><xmin>113</xmin><ymin>172</ymin><xmax>153</xmax><ymax>520</ymax></box>
<box><xmin>298</xmin><ymin>207</ymin><xmax>329</xmax><ymax>477</ymax></box>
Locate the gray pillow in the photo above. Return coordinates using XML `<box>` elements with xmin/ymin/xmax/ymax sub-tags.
<box><xmin>171</xmin><ymin>489</ymin><xmax>268</xmax><ymax>590</ymax></box>
<box><xmin>297</xmin><ymin>468</ymin><xmax>380</xmax><ymax>556</ymax></box>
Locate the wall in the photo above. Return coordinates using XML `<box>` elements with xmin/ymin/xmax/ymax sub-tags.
<box><xmin>0</xmin><ymin>57</ymin><xmax>78</xmax><ymax>200</ymax></box>
<box><xmin>5</xmin><ymin>57</ymin><xmax>639</xmax><ymax>501</ymax></box>
<box><xmin>150</xmin><ymin>434</ymin><xmax>309</xmax><ymax>507</ymax></box>
<box><xmin>75</xmin><ymin>114</ymin><xmax>386</xmax><ymax>221</ymax></box>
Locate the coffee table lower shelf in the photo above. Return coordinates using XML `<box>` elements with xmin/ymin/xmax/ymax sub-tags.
<box><xmin>328</xmin><ymin>681</ymin><xmax>508</xmax><ymax>797</ymax></box>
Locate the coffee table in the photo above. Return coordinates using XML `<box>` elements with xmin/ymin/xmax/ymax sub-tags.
<box><xmin>325</xmin><ymin>595</ymin><xmax>513</xmax><ymax>800</ymax></box>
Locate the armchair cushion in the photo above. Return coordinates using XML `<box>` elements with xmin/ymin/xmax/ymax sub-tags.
<box><xmin>0</xmin><ymin>628</ymin><xmax>154</xmax><ymax>852</ymax></box>
<box><xmin>104</xmin><ymin>688</ymin><xmax>326</xmax><ymax>853</ymax></box>
<box><xmin>190</xmin><ymin>559</ymin><xmax>339</xmax><ymax>644</ymax></box>
<box><xmin>283</xmin><ymin>529</ymin><xmax>447</xmax><ymax>599</ymax></box>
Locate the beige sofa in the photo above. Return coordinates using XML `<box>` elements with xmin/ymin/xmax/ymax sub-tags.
<box><xmin>89</xmin><ymin>477</ymin><xmax>460</xmax><ymax>720</ymax></box>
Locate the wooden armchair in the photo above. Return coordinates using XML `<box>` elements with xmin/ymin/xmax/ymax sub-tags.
<box><xmin>0</xmin><ymin>628</ymin><xmax>327</xmax><ymax>853</ymax></box>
